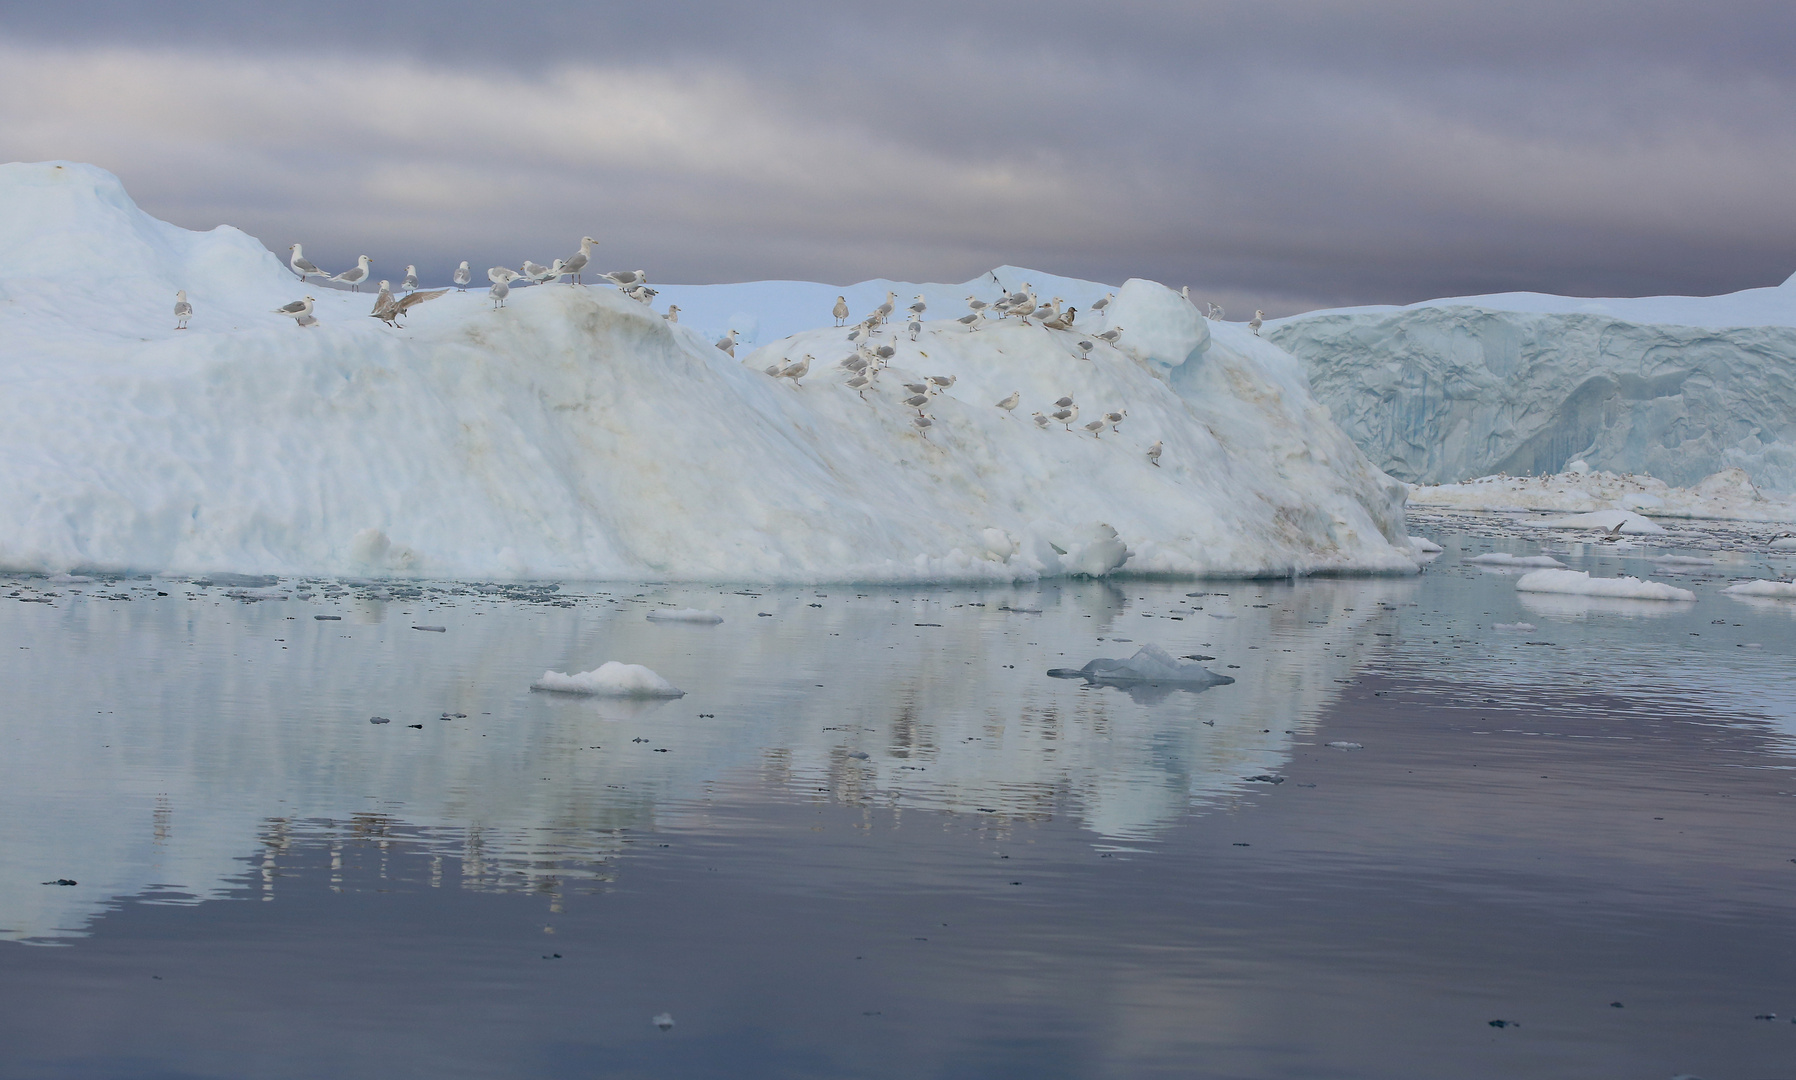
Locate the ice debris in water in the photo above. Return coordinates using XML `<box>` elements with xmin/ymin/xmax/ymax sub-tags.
<box><xmin>1524</xmin><ymin>509</ymin><xmax>1665</xmax><ymax>535</ymax></box>
<box><xmin>645</xmin><ymin>608</ymin><xmax>724</xmax><ymax>623</ymax></box>
<box><xmin>1047</xmin><ymin>644</ymin><xmax>1235</xmax><ymax>688</ymax></box>
<box><xmin>1493</xmin><ymin>622</ymin><xmax>1536</xmax><ymax>631</ymax></box>
<box><xmin>1326</xmin><ymin>741</ymin><xmax>1363</xmax><ymax>750</ymax></box>
<box><xmin>652</xmin><ymin>1013</ymin><xmax>675</xmax><ymax>1032</ymax></box>
<box><xmin>1468</xmin><ymin>553</ymin><xmax>1565</xmax><ymax>569</ymax></box>
<box><xmin>1515</xmin><ymin>569</ymin><xmax>1695</xmax><ymax>602</ymax></box>
<box><xmin>1722</xmin><ymin>579</ymin><xmax>1796</xmax><ymax>599</ymax></box>
<box><xmin>532</xmin><ymin>663</ymin><xmax>685</xmax><ymax>697</ymax></box>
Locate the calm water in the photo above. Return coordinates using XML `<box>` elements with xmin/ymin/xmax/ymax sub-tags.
<box><xmin>2</xmin><ymin>534</ymin><xmax>1795</xmax><ymax>1078</ymax></box>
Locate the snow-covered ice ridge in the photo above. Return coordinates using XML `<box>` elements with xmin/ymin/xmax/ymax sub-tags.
<box><xmin>0</xmin><ymin>161</ymin><xmax>1414</xmax><ymax>581</ymax></box>
<box><xmin>1268</xmin><ymin>276</ymin><xmax>1796</xmax><ymax>495</ymax></box>
<box><xmin>1412</xmin><ymin>463</ymin><xmax>1796</xmax><ymax>524</ymax></box>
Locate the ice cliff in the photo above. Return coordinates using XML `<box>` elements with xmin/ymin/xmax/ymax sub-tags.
<box><xmin>1269</xmin><ymin>283</ymin><xmax>1796</xmax><ymax>495</ymax></box>
<box><xmin>0</xmin><ymin>161</ymin><xmax>1413</xmax><ymax>581</ymax></box>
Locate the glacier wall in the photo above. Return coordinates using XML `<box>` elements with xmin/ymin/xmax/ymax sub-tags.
<box><xmin>1268</xmin><ymin>298</ymin><xmax>1796</xmax><ymax>495</ymax></box>
<box><xmin>0</xmin><ymin>161</ymin><xmax>1414</xmax><ymax>581</ymax></box>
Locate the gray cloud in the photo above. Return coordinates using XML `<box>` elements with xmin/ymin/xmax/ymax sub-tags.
<box><xmin>1</xmin><ymin>2</ymin><xmax>1792</xmax><ymax>314</ymax></box>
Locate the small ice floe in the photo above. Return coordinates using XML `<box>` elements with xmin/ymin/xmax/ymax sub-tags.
<box><xmin>368</xmin><ymin>716</ymin><xmax>390</xmax><ymax>725</ymax></box>
<box><xmin>1654</xmin><ymin>555</ymin><xmax>1714</xmax><ymax>566</ymax></box>
<box><xmin>1525</xmin><ymin>509</ymin><xmax>1664</xmax><ymax>534</ymax></box>
<box><xmin>532</xmin><ymin>663</ymin><xmax>685</xmax><ymax>697</ymax></box>
<box><xmin>645</xmin><ymin>608</ymin><xmax>723</xmax><ymax>624</ymax></box>
<box><xmin>1469</xmin><ymin>553</ymin><xmax>1566</xmax><ymax>569</ymax></box>
<box><xmin>1722</xmin><ymin>579</ymin><xmax>1796</xmax><ymax>599</ymax></box>
<box><xmin>1493</xmin><ymin>621</ymin><xmax>1537</xmax><ymax>631</ymax></box>
<box><xmin>1408</xmin><ymin>537</ymin><xmax>1443</xmax><ymax>554</ymax></box>
<box><xmin>1326</xmin><ymin>741</ymin><xmax>1363</xmax><ymax>750</ymax></box>
<box><xmin>652</xmin><ymin>1012</ymin><xmax>675</xmax><ymax>1032</ymax></box>
<box><xmin>1048</xmin><ymin>644</ymin><xmax>1234</xmax><ymax>697</ymax></box>
<box><xmin>1515</xmin><ymin>569</ymin><xmax>1695</xmax><ymax>602</ymax></box>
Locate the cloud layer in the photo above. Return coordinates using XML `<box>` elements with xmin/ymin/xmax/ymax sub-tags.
<box><xmin>2</xmin><ymin>3</ymin><xmax>1793</xmax><ymax>313</ymax></box>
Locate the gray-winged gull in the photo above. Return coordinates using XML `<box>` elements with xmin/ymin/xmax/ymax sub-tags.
<box><xmin>275</xmin><ymin>296</ymin><xmax>317</xmax><ymax>327</ymax></box>
<box><xmin>330</xmin><ymin>255</ymin><xmax>372</xmax><ymax>292</ymax></box>
<box><xmin>173</xmin><ymin>290</ymin><xmax>192</xmax><ymax>330</ymax></box>
<box><xmin>1091</xmin><ymin>292</ymin><xmax>1112</xmax><ymax>316</ymax></box>
<box><xmin>715</xmin><ymin>329</ymin><xmax>738</xmax><ymax>356</ymax></box>
<box><xmin>453</xmin><ymin>261</ymin><xmax>471</xmax><ymax>290</ymax></box>
<box><xmin>288</xmin><ymin>244</ymin><xmax>323</xmax><ymax>281</ymax></box>
<box><xmin>777</xmin><ymin>355</ymin><xmax>811</xmax><ymax>386</ymax></box>
<box><xmin>401</xmin><ymin>265</ymin><xmax>418</xmax><ymax>293</ymax></box>
<box><xmin>562</xmin><ymin>237</ymin><xmax>596</xmax><ymax>284</ymax></box>
<box><xmin>1104</xmin><ymin>409</ymin><xmax>1126</xmax><ymax>432</ymax></box>
<box><xmin>1082</xmin><ymin>419</ymin><xmax>1106</xmax><ymax>438</ymax></box>
<box><xmin>1097</xmin><ymin>327</ymin><xmax>1123</xmax><ymax>344</ymax></box>
<box><xmin>994</xmin><ymin>391</ymin><xmax>1019</xmax><ymax>415</ymax></box>
<box><xmin>1052</xmin><ymin>404</ymin><xmax>1079</xmax><ymax>430</ymax></box>
<box><xmin>1249</xmin><ymin>310</ymin><xmax>1264</xmax><ymax>336</ymax></box>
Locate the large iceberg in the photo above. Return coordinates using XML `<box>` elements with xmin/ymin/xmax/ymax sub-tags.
<box><xmin>1269</xmin><ymin>281</ymin><xmax>1796</xmax><ymax>495</ymax></box>
<box><xmin>0</xmin><ymin>161</ymin><xmax>1414</xmax><ymax>581</ymax></box>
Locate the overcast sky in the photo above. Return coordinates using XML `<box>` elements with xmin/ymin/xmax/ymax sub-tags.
<box><xmin>2</xmin><ymin>1</ymin><xmax>1792</xmax><ymax>314</ymax></box>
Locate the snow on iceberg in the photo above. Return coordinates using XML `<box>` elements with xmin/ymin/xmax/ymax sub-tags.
<box><xmin>1270</xmin><ymin>285</ymin><xmax>1796</xmax><ymax>495</ymax></box>
<box><xmin>1514</xmin><ymin>569</ymin><xmax>1695</xmax><ymax>602</ymax></box>
<box><xmin>531</xmin><ymin>662</ymin><xmax>685</xmax><ymax>697</ymax></box>
<box><xmin>0</xmin><ymin>162</ymin><xmax>1415</xmax><ymax>581</ymax></box>
<box><xmin>645</xmin><ymin>608</ymin><xmax>724</xmax><ymax>623</ymax></box>
<box><xmin>1721</xmin><ymin>580</ymin><xmax>1796</xmax><ymax>599</ymax></box>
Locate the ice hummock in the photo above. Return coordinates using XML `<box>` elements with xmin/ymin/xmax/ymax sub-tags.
<box><xmin>0</xmin><ymin>161</ymin><xmax>1416</xmax><ymax>582</ymax></box>
<box><xmin>1048</xmin><ymin>644</ymin><xmax>1235</xmax><ymax>692</ymax></box>
<box><xmin>531</xmin><ymin>662</ymin><xmax>685</xmax><ymax>697</ymax></box>
<box><xmin>1514</xmin><ymin>569</ymin><xmax>1695</xmax><ymax>602</ymax></box>
<box><xmin>1469</xmin><ymin>553</ymin><xmax>1566</xmax><ymax>569</ymax></box>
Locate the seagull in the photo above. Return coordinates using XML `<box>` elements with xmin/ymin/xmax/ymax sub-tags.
<box><xmin>926</xmin><ymin>375</ymin><xmax>956</xmax><ymax>392</ymax></box>
<box><xmin>1042</xmin><ymin>308</ymin><xmax>1076</xmax><ymax>331</ymax></box>
<box><xmin>1097</xmin><ymin>327</ymin><xmax>1123</xmax><ymax>343</ymax></box>
<box><xmin>907</xmin><ymin>318</ymin><xmax>921</xmax><ymax>341</ymax></box>
<box><xmin>1249</xmin><ymin>310</ymin><xmax>1264</xmax><ymax>336</ymax></box>
<box><xmin>716</xmin><ymin>329</ymin><xmax>739</xmax><ymax>356</ymax></box>
<box><xmin>1032</xmin><ymin>412</ymin><xmax>1051</xmax><ymax>429</ymax></box>
<box><xmin>1031</xmin><ymin>298</ymin><xmax>1060</xmax><ymax>320</ymax></box>
<box><xmin>626</xmin><ymin>285</ymin><xmax>657</xmax><ymax>303</ymax></box>
<box><xmin>874</xmin><ymin>291</ymin><xmax>896</xmax><ymax>323</ymax></box>
<box><xmin>1076</xmin><ymin>340</ymin><xmax>1094</xmax><ymax>360</ymax></box>
<box><xmin>833</xmin><ymin>296</ymin><xmax>850</xmax><ymax>326</ymax></box>
<box><xmin>778</xmin><ymin>355</ymin><xmax>811</xmax><ymax>386</ymax></box>
<box><xmin>995</xmin><ymin>390</ymin><xmax>1020</xmax><ymax>416</ymax></box>
<box><xmin>765</xmin><ymin>361</ymin><xmax>783</xmax><ymax>376</ymax></box>
<box><xmin>966</xmin><ymin>295</ymin><xmax>990</xmax><ymax>314</ymax></box>
<box><xmin>1207</xmin><ymin>303</ymin><xmax>1224</xmax><ymax>320</ymax></box>
<box><xmin>396</xmin><ymin>288</ymin><xmax>448</xmax><ymax>320</ymax></box>
<box><xmin>454</xmin><ymin>261</ymin><xmax>471</xmax><ymax>290</ymax></box>
<box><xmin>370</xmin><ymin>281</ymin><xmax>399</xmax><ymax>326</ymax></box>
<box><xmin>1104</xmin><ymin>409</ymin><xmax>1127</xmax><ymax>432</ymax></box>
<box><xmin>1147</xmin><ymin>440</ymin><xmax>1162</xmax><ymax>466</ymax></box>
<box><xmin>908</xmin><ymin>295</ymin><xmax>927</xmax><ymax>317</ymax></box>
<box><xmin>842</xmin><ymin>356</ymin><xmax>869</xmax><ymax>373</ymax></box>
<box><xmin>846</xmin><ymin>374</ymin><xmax>872</xmax><ymax>397</ymax></box>
<box><xmin>330</xmin><ymin>255</ymin><xmax>372</xmax><ymax>292</ymax></box>
<box><xmin>401</xmin><ymin>265</ymin><xmax>418</xmax><ymax>293</ymax></box>
<box><xmin>489</xmin><ymin>277</ymin><xmax>512</xmax><ymax>309</ymax></box>
<box><xmin>288</xmin><ymin>244</ymin><xmax>324</xmax><ymax>281</ymax></box>
<box><xmin>903</xmin><ymin>393</ymin><xmax>930</xmax><ymax>413</ymax></box>
<box><xmin>1052</xmin><ymin>404</ymin><xmax>1079</xmax><ymax>431</ymax></box>
<box><xmin>913</xmin><ymin>415</ymin><xmax>933</xmax><ymax>435</ymax></box>
<box><xmin>664</xmin><ymin>304</ymin><xmax>680</xmax><ymax>323</ymax></box>
<box><xmin>956</xmin><ymin>312</ymin><xmax>984</xmax><ymax>331</ymax></box>
<box><xmin>904</xmin><ymin>382</ymin><xmax>930</xmax><ymax>396</ymax></box>
<box><xmin>1052</xmin><ymin>395</ymin><xmax>1075</xmax><ymax>410</ymax></box>
<box><xmin>274</xmin><ymin>296</ymin><xmax>317</xmax><ymax>327</ymax></box>
<box><xmin>562</xmin><ymin>237</ymin><xmax>597</xmax><ymax>284</ymax></box>
<box><xmin>604</xmin><ymin>269</ymin><xmax>646</xmax><ymax>288</ymax></box>
<box><xmin>1091</xmin><ymin>292</ymin><xmax>1113</xmax><ymax>316</ymax></box>
<box><xmin>1082</xmin><ymin>419</ymin><xmax>1107</xmax><ymax>438</ymax></box>
<box><xmin>875</xmin><ymin>343</ymin><xmax>896</xmax><ymax>361</ymax></box>
<box><xmin>1181</xmin><ymin>285</ymin><xmax>1193</xmax><ymax>305</ymax></box>
<box><xmin>522</xmin><ymin>260</ymin><xmax>554</xmax><ymax>284</ymax></box>
<box><xmin>173</xmin><ymin>290</ymin><xmax>192</xmax><ymax>330</ymax></box>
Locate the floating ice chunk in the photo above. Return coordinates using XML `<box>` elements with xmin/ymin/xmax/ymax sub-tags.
<box><xmin>532</xmin><ymin>662</ymin><xmax>685</xmax><ymax>697</ymax></box>
<box><xmin>1493</xmin><ymin>621</ymin><xmax>1536</xmax><ymax>631</ymax></box>
<box><xmin>1525</xmin><ymin>509</ymin><xmax>1664</xmax><ymax>534</ymax></box>
<box><xmin>1326</xmin><ymin>741</ymin><xmax>1363</xmax><ymax>750</ymax></box>
<box><xmin>652</xmin><ymin>1012</ymin><xmax>675</xmax><ymax>1032</ymax></box>
<box><xmin>1047</xmin><ymin>643</ymin><xmax>1234</xmax><ymax>688</ymax></box>
<box><xmin>1408</xmin><ymin>536</ymin><xmax>1443</xmax><ymax>554</ymax></box>
<box><xmin>1469</xmin><ymin>553</ymin><xmax>1566</xmax><ymax>568</ymax></box>
<box><xmin>1722</xmin><ymin>579</ymin><xmax>1796</xmax><ymax>599</ymax></box>
<box><xmin>1515</xmin><ymin>569</ymin><xmax>1694</xmax><ymax>602</ymax></box>
<box><xmin>645</xmin><ymin>608</ymin><xmax>723</xmax><ymax>624</ymax></box>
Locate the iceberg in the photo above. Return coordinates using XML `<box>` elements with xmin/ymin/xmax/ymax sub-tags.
<box><xmin>1047</xmin><ymin>643</ymin><xmax>1235</xmax><ymax>691</ymax></box>
<box><xmin>1270</xmin><ymin>281</ymin><xmax>1796</xmax><ymax>496</ymax></box>
<box><xmin>0</xmin><ymin>161</ymin><xmax>1416</xmax><ymax>582</ymax></box>
<box><xmin>1468</xmin><ymin>553</ymin><xmax>1567</xmax><ymax>569</ymax></box>
<box><xmin>1721</xmin><ymin>580</ymin><xmax>1796</xmax><ymax>600</ymax></box>
<box><xmin>1514</xmin><ymin>569</ymin><xmax>1695</xmax><ymax>602</ymax></box>
<box><xmin>531</xmin><ymin>662</ymin><xmax>685</xmax><ymax>697</ymax></box>
<box><xmin>1410</xmin><ymin>466</ymin><xmax>1796</xmax><ymax>524</ymax></box>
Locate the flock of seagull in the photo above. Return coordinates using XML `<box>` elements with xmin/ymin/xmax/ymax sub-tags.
<box><xmin>740</xmin><ymin>282</ymin><xmax>1195</xmax><ymax>465</ymax></box>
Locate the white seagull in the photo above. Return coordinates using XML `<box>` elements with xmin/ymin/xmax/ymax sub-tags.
<box><xmin>956</xmin><ymin>312</ymin><xmax>984</xmax><ymax>331</ymax></box>
<box><xmin>1104</xmin><ymin>409</ymin><xmax>1127</xmax><ymax>432</ymax></box>
<box><xmin>926</xmin><ymin>374</ymin><xmax>956</xmax><ymax>392</ymax></box>
<box><xmin>1051</xmin><ymin>404</ymin><xmax>1080</xmax><ymax>431</ymax></box>
<box><xmin>907</xmin><ymin>317</ymin><xmax>922</xmax><ymax>341</ymax></box>
<box><xmin>1249</xmin><ymin>310</ymin><xmax>1264</xmax><ymax>336</ymax></box>
<box><xmin>522</xmin><ymin>259</ymin><xmax>557</xmax><ymax>285</ymax></box>
<box><xmin>1097</xmin><ymin>327</ymin><xmax>1123</xmax><ymax>344</ymax></box>
<box><xmin>874</xmin><ymin>291</ymin><xmax>896</xmax><ymax>323</ymax></box>
<box><xmin>1076</xmin><ymin>340</ymin><xmax>1094</xmax><ymax>360</ymax></box>
<box><xmin>288</xmin><ymin>244</ymin><xmax>323</xmax><ymax>281</ymax></box>
<box><xmin>604</xmin><ymin>269</ymin><xmax>646</xmax><ymax>288</ymax></box>
<box><xmin>716</xmin><ymin>329</ymin><xmax>739</xmax><ymax>356</ymax></box>
<box><xmin>453</xmin><ymin>261</ymin><xmax>471</xmax><ymax>290</ymax></box>
<box><xmin>401</xmin><ymin>265</ymin><xmax>418</xmax><ymax>293</ymax></box>
<box><xmin>994</xmin><ymin>391</ymin><xmax>1019</xmax><ymax>416</ymax></box>
<box><xmin>965</xmin><ymin>295</ymin><xmax>989</xmax><ymax>314</ymax></box>
<box><xmin>777</xmin><ymin>355</ymin><xmax>812</xmax><ymax>386</ymax></box>
<box><xmin>274</xmin><ymin>296</ymin><xmax>317</xmax><ymax>327</ymax></box>
<box><xmin>1082</xmin><ymin>419</ymin><xmax>1107</xmax><ymax>438</ymax></box>
<box><xmin>908</xmin><ymin>294</ymin><xmax>927</xmax><ymax>317</ymax></box>
<box><xmin>1147</xmin><ymin>440</ymin><xmax>1163</xmax><ymax>466</ymax></box>
<box><xmin>664</xmin><ymin>304</ymin><xmax>680</xmax><ymax>323</ymax></box>
<box><xmin>487</xmin><ymin>267</ymin><xmax>519</xmax><ymax>309</ymax></box>
<box><xmin>330</xmin><ymin>255</ymin><xmax>372</xmax><ymax>292</ymax></box>
<box><xmin>173</xmin><ymin>290</ymin><xmax>192</xmax><ymax>330</ymax></box>
<box><xmin>1091</xmin><ymin>292</ymin><xmax>1113</xmax><ymax>316</ymax></box>
<box><xmin>562</xmin><ymin>237</ymin><xmax>596</xmax><ymax>285</ymax></box>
